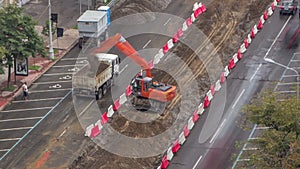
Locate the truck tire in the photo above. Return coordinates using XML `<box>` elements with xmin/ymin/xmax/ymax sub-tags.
<box><xmin>102</xmin><ymin>84</ymin><xmax>107</xmax><ymax>96</ymax></box>
<box><xmin>96</xmin><ymin>88</ymin><xmax>103</xmax><ymax>100</ymax></box>
<box><xmin>79</xmin><ymin>38</ymin><xmax>83</xmax><ymax>48</ymax></box>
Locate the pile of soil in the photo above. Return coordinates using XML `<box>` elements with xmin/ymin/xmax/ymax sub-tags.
<box><xmin>71</xmin><ymin>0</ymin><xmax>272</xmax><ymax>168</ymax></box>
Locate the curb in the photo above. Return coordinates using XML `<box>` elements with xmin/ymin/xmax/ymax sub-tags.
<box><xmin>0</xmin><ymin>37</ymin><xmax>78</xmax><ymax>112</ymax></box>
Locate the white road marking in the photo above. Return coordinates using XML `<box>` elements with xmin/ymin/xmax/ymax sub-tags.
<box><xmin>0</xmin><ymin>117</ymin><xmax>43</xmax><ymax>123</ymax></box>
<box><xmin>164</xmin><ymin>18</ymin><xmax>171</xmax><ymax>26</ymax></box>
<box><xmin>277</xmin><ymin>82</ymin><xmax>300</xmax><ymax>86</ymax></box>
<box><xmin>283</xmin><ymin>74</ymin><xmax>299</xmax><ymax>77</ymax></box>
<box><xmin>0</xmin><ymin>138</ymin><xmax>20</xmax><ymax>142</ymax></box>
<box><xmin>61</xmin><ymin>57</ymin><xmax>87</xmax><ymax>61</ymax></box>
<box><xmin>119</xmin><ymin>64</ymin><xmax>128</xmax><ymax>74</ymax></box>
<box><xmin>53</xmin><ymin>65</ymin><xmax>76</xmax><ymax>68</ymax></box>
<box><xmin>209</xmin><ymin>119</ymin><xmax>226</xmax><ymax>144</ymax></box>
<box><xmin>0</xmin><ymin>107</ymin><xmax>52</xmax><ymax>113</ymax></box>
<box><xmin>43</xmin><ymin>73</ymin><xmax>74</xmax><ymax>76</ymax></box>
<box><xmin>243</xmin><ymin>147</ymin><xmax>258</xmax><ymax>151</ymax></box>
<box><xmin>29</xmin><ymin>88</ymin><xmax>72</xmax><ymax>93</ymax></box>
<box><xmin>264</xmin><ymin>16</ymin><xmax>291</xmax><ymax>59</ymax></box>
<box><xmin>238</xmin><ymin>158</ymin><xmax>250</xmax><ymax>162</ymax></box>
<box><xmin>192</xmin><ymin>155</ymin><xmax>203</xmax><ymax>169</ymax></box>
<box><xmin>59</xmin><ymin>129</ymin><xmax>67</xmax><ymax>138</ymax></box>
<box><xmin>291</xmin><ymin>59</ymin><xmax>300</xmax><ymax>62</ymax></box>
<box><xmin>0</xmin><ymin>149</ymin><xmax>10</xmax><ymax>152</ymax></box>
<box><xmin>13</xmin><ymin>97</ymin><xmax>63</xmax><ymax>103</ymax></box>
<box><xmin>142</xmin><ymin>40</ymin><xmax>151</xmax><ymax>49</ymax></box>
<box><xmin>33</xmin><ymin>80</ymin><xmax>71</xmax><ymax>85</ymax></box>
<box><xmin>250</xmin><ymin>64</ymin><xmax>262</xmax><ymax>82</ymax></box>
<box><xmin>276</xmin><ymin>90</ymin><xmax>296</xmax><ymax>93</ymax></box>
<box><xmin>79</xmin><ymin>100</ymin><xmax>95</xmax><ymax>116</ymax></box>
<box><xmin>256</xmin><ymin>126</ymin><xmax>271</xmax><ymax>130</ymax></box>
<box><xmin>0</xmin><ymin>127</ymin><xmax>32</xmax><ymax>132</ymax></box>
<box><xmin>232</xmin><ymin>89</ymin><xmax>245</xmax><ymax>109</ymax></box>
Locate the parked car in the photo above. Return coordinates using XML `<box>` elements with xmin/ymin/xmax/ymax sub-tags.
<box><xmin>279</xmin><ymin>0</ymin><xmax>298</xmax><ymax>15</ymax></box>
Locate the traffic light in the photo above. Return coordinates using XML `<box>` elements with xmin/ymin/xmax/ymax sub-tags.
<box><xmin>57</xmin><ymin>27</ymin><xmax>64</xmax><ymax>37</ymax></box>
<box><xmin>51</xmin><ymin>13</ymin><xmax>58</xmax><ymax>23</ymax></box>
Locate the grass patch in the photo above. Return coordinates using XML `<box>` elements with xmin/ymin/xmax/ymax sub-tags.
<box><xmin>54</xmin><ymin>48</ymin><xmax>59</xmax><ymax>54</ymax></box>
<box><xmin>1</xmin><ymin>85</ymin><xmax>16</xmax><ymax>92</ymax></box>
<box><xmin>73</xmin><ymin>25</ymin><xmax>78</xmax><ymax>29</ymax></box>
<box><xmin>29</xmin><ymin>65</ymin><xmax>40</xmax><ymax>71</ymax></box>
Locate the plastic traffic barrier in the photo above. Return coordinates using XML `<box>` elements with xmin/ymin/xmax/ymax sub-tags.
<box><xmin>237</xmin><ymin>48</ymin><xmax>242</xmax><ymax>60</ymax></box>
<box><xmin>193</xmin><ymin>110</ymin><xmax>199</xmax><ymax>122</ymax></box>
<box><xmin>173</xmin><ymin>33</ymin><xmax>179</xmax><ymax>43</ymax></box>
<box><xmin>85</xmin><ymin>124</ymin><xmax>94</xmax><ymax>137</ymax></box>
<box><xmin>263</xmin><ymin>11</ymin><xmax>268</xmax><ymax>20</ymax></box>
<box><xmin>148</xmin><ymin>60</ymin><xmax>154</xmax><ymax>69</ymax></box>
<box><xmin>220</xmin><ymin>72</ymin><xmax>226</xmax><ymax>83</ymax></box>
<box><xmin>177</xmin><ymin>28</ymin><xmax>183</xmax><ymax>37</ymax></box>
<box><xmin>203</xmin><ymin>95</ymin><xmax>210</xmax><ymax>108</ymax></box>
<box><xmin>126</xmin><ymin>85</ymin><xmax>132</xmax><ymax>96</ymax></box>
<box><xmin>101</xmin><ymin>112</ymin><xmax>109</xmax><ymax>125</ymax></box>
<box><xmin>113</xmin><ymin>99</ymin><xmax>121</xmax><ymax>111</ymax></box>
<box><xmin>119</xmin><ymin>93</ymin><xmax>127</xmax><ymax>105</ymax></box>
<box><xmin>160</xmin><ymin>155</ymin><xmax>169</xmax><ymax>169</ymax></box>
<box><xmin>210</xmin><ymin>84</ymin><xmax>215</xmax><ymax>96</ymax></box>
<box><xmin>215</xmin><ymin>80</ymin><xmax>221</xmax><ymax>91</ymax></box>
<box><xmin>178</xmin><ymin>132</ymin><xmax>186</xmax><ymax>145</ymax></box>
<box><xmin>188</xmin><ymin>117</ymin><xmax>195</xmax><ymax>130</ymax></box>
<box><xmin>184</xmin><ymin>124</ymin><xmax>190</xmax><ymax>137</ymax></box>
<box><xmin>224</xmin><ymin>66</ymin><xmax>230</xmax><ymax>77</ymax></box>
<box><xmin>228</xmin><ymin>58</ymin><xmax>235</xmax><ymax>70</ymax></box>
<box><xmin>166</xmin><ymin>146</ymin><xmax>174</xmax><ymax>160</ymax></box>
<box><xmin>107</xmin><ymin>105</ymin><xmax>114</xmax><ymax>117</ymax></box>
<box><xmin>167</xmin><ymin>39</ymin><xmax>174</xmax><ymax>49</ymax></box>
<box><xmin>163</xmin><ymin>44</ymin><xmax>169</xmax><ymax>54</ymax></box>
<box><xmin>197</xmin><ymin>103</ymin><xmax>205</xmax><ymax>115</ymax></box>
<box><xmin>186</xmin><ymin>18</ymin><xmax>192</xmax><ymax>26</ymax></box>
<box><xmin>172</xmin><ymin>140</ymin><xmax>181</xmax><ymax>153</ymax></box>
<box><xmin>244</xmin><ymin>38</ymin><xmax>249</xmax><ymax>48</ymax></box>
<box><xmin>90</xmin><ymin>125</ymin><xmax>101</xmax><ymax>138</ymax></box>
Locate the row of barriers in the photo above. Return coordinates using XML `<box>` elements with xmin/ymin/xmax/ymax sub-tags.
<box><xmin>84</xmin><ymin>2</ymin><xmax>207</xmax><ymax>139</ymax></box>
<box><xmin>155</xmin><ymin>0</ymin><xmax>280</xmax><ymax>168</ymax></box>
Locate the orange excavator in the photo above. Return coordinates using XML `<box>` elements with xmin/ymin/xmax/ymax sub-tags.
<box><xmin>90</xmin><ymin>33</ymin><xmax>176</xmax><ymax>103</ymax></box>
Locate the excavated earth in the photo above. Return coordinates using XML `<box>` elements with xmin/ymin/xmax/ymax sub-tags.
<box><xmin>71</xmin><ymin>0</ymin><xmax>272</xmax><ymax>168</ymax></box>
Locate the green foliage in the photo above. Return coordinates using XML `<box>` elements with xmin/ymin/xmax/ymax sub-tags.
<box><xmin>0</xmin><ymin>4</ymin><xmax>46</xmax><ymax>86</ymax></box>
<box><xmin>0</xmin><ymin>46</ymin><xmax>7</xmax><ymax>74</ymax></box>
<box><xmin>29</xmin><ymin>65</ymin><xmax>40</xmax><ymax>71</ymax></box>
<box><xmin>1</xmin><ymin>85</ymin><xmax>16</xmax><ymax>92</ymax></box>
<box><xmin>241</xmin><ymin>89</ymin><xmax>300</xmax><ymax>168</ymax></box>
<box><xmin>41</xmin><ymin>19</ymin><xmax>56</xmax><ymax>36</ymax></box>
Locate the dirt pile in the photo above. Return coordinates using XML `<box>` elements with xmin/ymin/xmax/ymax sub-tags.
<box><xmin>71</xmin><ymin>0</ymin><xmax>272</xmax><ymax>169</ymax></box>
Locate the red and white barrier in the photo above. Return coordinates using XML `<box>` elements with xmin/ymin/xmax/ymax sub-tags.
<box><xmin>215</xmin><ymin>80</ymin><xmax>221</xmax><ymax>91</ymax></box>
<box><xmin>172</xmin><ymin>140</ymin><xmax>181</xmax><ymax>153</ymax></box>
<box><xmin>247</xmin><ymin>34</ymin><xmax>252</xmax><ymax>44</ymax></box>
<box><xmin>206</xmin><ymin>90</ymin><xmax>213</xmax><ymax>101</ymax></box>
<box><xmin>203</xmin><ymin>95</ymin><xmax>210</xmax><ymax>108</ymax></box>
<box><xmin>233</xmin><ymin>53</ymin><xmax>239</xmax><ymax>64</ymax></box>
<box><xmin>182</xmin><ymin>21</ymin><xmax>188</xmax><ymax>32</ymax></box>
<box><xmin>101</xmin><ymin>112</ymin><xmax>109</xmax><ymax>124</ymax></box>
<box><xmin>188</xmin><ymin>117</ymin><xmax>195</xmax><ymax>130</ymax></box>
<box><xmin>126</xmin><ymin>85</ymin><xmax>132</xmax><ymax>96</ymax></box>
<box><xmin>228</xmin><ymin>58</ymin><xmax>235</xmax><ymax>70</ymax></box>
<box><xmin>160</xmin><ymin>155</ymin><xmax>169</xmax><ymax>169</ymax></box>
<box><xmin>220</xmin><ymin>72</ymin><xmax>226</xmax><ymax>83</ymax></box>
<box><xmin>166</xmin><ymin>146</ymin><xmax>174</xmax><ymax>160</ymax></box>
<box><xmin>85</xmin><ymin>124</ymin><xmax>94</xmax><ymax>137</ymax></box>
<box><xmin>107</xmin><ymin>105</ymin><xmax>114</xmax><ymax>117</ymax></box>
<box><xmin>210</xmin><ymin>84</ymin><xmax>215</xmax><ymax>96</ymax></box>
<box><xmin>268</xmin><ymin>7</ymin><xmax>274</xmax><ymax>16</ymax></box>
<box><xmin>197</xmin><ymin>103</ymin><xmax>205</xmax><ymax>115</ymax></box>
<box><xmin>178</xmin><ymin>132</ymin><xmax>186</xmax><ymax>145</ymax></box>
<box><xmin>119</xmin><ymin>93</ymin><xmax>127</xmax><ymax>105</ymax></box>
<box><xmin>163</xmin><ymin>44</ymin><xmax>169</xmax><ymax>54</ymax></box>
<box><xmin>167</xmin><ymin>39</ymin><xmax>174</xmax><ymax>49</ymax></box>
<box><xmin>240</xmin><ymin>43</ymin><xmax>247</xmax><ymax>53</ymax></box>
<box><xmin>193</xmin><ymin>110</ymin><xmax>199</xmax><ymax>122</ymax></box>
<box><xmin>90</xmin><ymin>125</ymin><xmax>101</xmax><ymax>138</ymax></box>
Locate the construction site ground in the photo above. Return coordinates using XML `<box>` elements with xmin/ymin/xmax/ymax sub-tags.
<box><xmin>70</xmin><ymin>0</ymin><xmax>272</xmax><ymax>169</ymax></box>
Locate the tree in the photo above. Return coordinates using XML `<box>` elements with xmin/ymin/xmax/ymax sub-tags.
<box><xmin>0</xmin><ymin>4</ymin><xmax>46</xmax><ymax>87</ymax></box>
<box><xmin>41</xmin><ymin>19</ymin><xmax>56</xmax><ymax>36</ymax></box>
<box><xmin>0</xmin><ymin>46</ymin><xmax>7</xmax><ymax>74</ymax></box>
<box><xmin>242</xmin><ymin>90</ymin><xmax>300</xmax><ymax>168</ymax></box>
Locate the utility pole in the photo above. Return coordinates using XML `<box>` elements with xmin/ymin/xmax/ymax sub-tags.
<box><xmin>48</xmin><ymin>0</ymin><xmax>54</xmax><ymax>60</ymax></box>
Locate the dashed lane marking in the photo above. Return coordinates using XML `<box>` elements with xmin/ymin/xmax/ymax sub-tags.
<box><xmin>164</xmin><ymin>18</ymin><xmax>171</xmax><ymax>26</ymax></box>
<box><xmin>192</xmin><ymin>155</ymin><xmax>203</xmax><ymax>169</ymax></box>
<box><xmin>43</xmin><ymin>73</ymin><xmax>74</xmax><ymax>76</ymax></box>
<box><xmin>0</xmin><ymin>127</ymin><xmax>32</xmax><ymax>132</ymax></box>
<box><xmin>32</xmin><ymin>81</ymin><xmax>71</xmax><ymax>85</ymax></box>
<box><xmin>0</xmin><ymin>138</ymin><xmax>20</xmax><ymax>142</ymax></box>
<box><xmin>0</xmin><ymin>107</ymin><xmax>52</xmax><ymax>113</ymax></box>
<box><xmin>0</xmin><ymin>117</ymin><xmax>43</xmax><ymax>123</ymax></box>
<box><xmin>143</xmin><ymin>40</ymin><xmax>151</xmax><ymax>49</ymax></box>
<box><xmin>232</xmin><ymin>89</ymin><xmax>245</xmax><ymax>109</ymax></box>
<box><xmin>29</xmin><ymin>88</ymin><xmax>72</xmax><ymax>93</ymax></box>
<box><xmin>13</xmin><ymin>97</ymin><xmax>64</xmax><ymax>103</ymax></box>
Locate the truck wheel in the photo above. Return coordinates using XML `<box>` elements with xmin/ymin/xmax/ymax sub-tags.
<box><xmin>102</xmin><ymin>84</ymin><xmax>107</xmax><ymax>96</ymax></box>
<box><xmin>96</xmin><ymin>88</ymin><xmax>103</xmax><ymax>100</ymax></box>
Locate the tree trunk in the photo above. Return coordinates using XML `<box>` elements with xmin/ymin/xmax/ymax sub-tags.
<box><xmin>7</xmin><ymin>64</ymin><xmax>11</xmax><ymax>88</ymax></box>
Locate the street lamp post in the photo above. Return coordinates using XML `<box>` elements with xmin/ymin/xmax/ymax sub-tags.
<box><xmin>48</xmin><ymin>0</ymin><xmax>54</xmax><ymax>60</ymax></box>
<box><xmin>264</xmin><ymin>58</ymin><xmax>299</xmax><ymax>103</ymax></box>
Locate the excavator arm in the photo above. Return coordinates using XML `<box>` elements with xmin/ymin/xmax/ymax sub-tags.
<box><xmin>90</xmin><ymin>33</ymin><xmax>152</xmax><ymax>77</ymax></box>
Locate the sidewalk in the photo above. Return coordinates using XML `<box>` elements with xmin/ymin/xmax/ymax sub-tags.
<box><xmin>0</xmin><ymin>28</ymin><xmax>79</xmax><ymax>111</ymax></box>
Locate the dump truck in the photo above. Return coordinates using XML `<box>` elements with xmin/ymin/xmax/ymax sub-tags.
<box><xmin>73</xmin><ymin>53</ymin><xmax>120</xmax><ymax>100</ymax></box>
<box><xmin>77</xmin><ymin>9</ymin><xmax>109</xmax><ymax>48</ymax></box>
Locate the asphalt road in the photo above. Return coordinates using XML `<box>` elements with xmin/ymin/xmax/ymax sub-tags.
<box><xmin>168</xmin><ymin>10</ymin><xmax>300</xmax><ymax>169</ymax></box>
<box><xmin>0</xmin><ymin>0</ymin><xmax>205</xmax><ymax>168</ymax></box>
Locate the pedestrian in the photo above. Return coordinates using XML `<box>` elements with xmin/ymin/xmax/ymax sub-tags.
<box><xmin>22</xmin><ymin>82</ymin><xmax>28</xmax><ymax>100</ymax></box>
